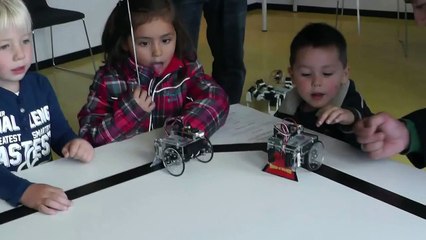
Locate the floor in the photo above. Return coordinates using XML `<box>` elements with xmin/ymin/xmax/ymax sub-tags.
<box><xmin>40</xmin><ymin>9</ymin><xmax>426</xmax><ymax>165</ymax></box>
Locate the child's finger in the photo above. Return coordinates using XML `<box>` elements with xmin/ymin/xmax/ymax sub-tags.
<box><xmin>84</xmin><ymin>150</ymin><xmax>95</xmax><ymax>162</ymax></box>
<box><xmin>38</xmin><ymin>204</ymin><xmax>58</xmax><ymax>215</ymax></box>
<box><xmin>149</xmin><ymin>102</ymin><xmax>156</xmax><ymax>111</ymax></box>
<box><xmin>139</xmin><ymin>89</ymin><xmax>148</xmax><ymax>100</ymax></box>
<box><xmin>133</xmin><ymin>87</ymin><xmax>141</xmax><ymax>97</ymax></box>
<box><xmin>37</xmin><ymin>187</ymin><xmax>70</xmax><ymax>214</ymax></box>
<box><xmin>77</xmin><ymin>145</ymin><xmax>94</xmax><ymax>163</ymax></box>
<box><xmin>325</xmin><ymin>110</ymin><xmax>342</xmax><ymax>124</ymax></box>
<box><xmin>43</xmin><ymin>198</ymin><xmax>70</xmax><ymax>211</ymax></box>
<box><xmin>68</xmin><ymin>142</ymin><xmax>80</xmax><ymax>159</ymax></box>
<box><xmin>51</xmin><ymin>188</ymin><xmax>71</xmax><ymax>206</ymax></box>
<box><xmin>62</xmin><ymin>148</ymin><xmax>69</xmax><ymax>158</ymax></box>
<box><xmin>316</xmin><ymin>109</ymin><xmax>333</xmax><ymax>126</ymax></box>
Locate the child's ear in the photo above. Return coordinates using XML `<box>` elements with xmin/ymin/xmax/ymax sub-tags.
<box><xmin>287</xmin><ymin>66</ymin><xmax>294</xmax><ymax>83</ymax></box>
<box><xmin>122</xmin><ymin>37</ymin><xmax>131</xmax><ymax>52</ymax></box>
<box><xmin>122</xmin><ymin>44</ymin><xmax>128</xmax><ymax>52</ymax></box>
<box><xmin>341</xmin><ymin>65</ymin><xmax>350</xmax><ymax>84</ymax></box>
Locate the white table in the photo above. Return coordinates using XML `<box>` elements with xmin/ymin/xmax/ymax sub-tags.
<box><xmin>1</xmin><ymin>105</ymin><xmax>425</xmax><ymax>239</ymax></box>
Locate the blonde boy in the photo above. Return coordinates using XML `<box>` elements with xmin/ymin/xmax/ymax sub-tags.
<box><xmin>0</xmin><ymin>0</ymin><xmax>94</xmax><ymax>214</ymax></box>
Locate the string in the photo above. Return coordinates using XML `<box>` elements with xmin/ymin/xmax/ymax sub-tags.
<box><xmin>126</xmin><ymin>0</ymin><xmax>140</xmax><ymax>85</ymax></box>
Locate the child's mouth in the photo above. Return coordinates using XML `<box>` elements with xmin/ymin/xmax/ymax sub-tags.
<box><xmin>152</xmin><ymin>62</ymin><xmax>163</xmax><ymax>74</ymax></box>
<box><xmin>11</xmin><ymin>66</ymin><xmax>26</xmax><ymax>75</ymax></box>
<box><xmin>311</xmin><ymin>93</ymin><xmax>325</xmax><ymax>100</ymax></box>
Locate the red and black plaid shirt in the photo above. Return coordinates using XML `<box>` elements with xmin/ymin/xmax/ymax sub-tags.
<box><xmin>78</xmin><ymin>56</ymin><xmax>229</xmax><ymax>147</ymax></box>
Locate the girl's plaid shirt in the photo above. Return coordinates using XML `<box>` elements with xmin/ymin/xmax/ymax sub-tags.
<box><xmin>77</xmin><ymin>56</ymin><xmax>229</xmax><ymax>147</ymax></box>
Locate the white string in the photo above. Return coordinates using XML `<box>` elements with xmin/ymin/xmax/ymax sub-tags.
<box><xmin>153</xmin><ymin>77</ymin><xmax>189</xmax><ymax>94</ymax></box>
<box><xmin>148</xmin><ymin>74</ymin><xmax>170</xmax><ymax>131</ymax></box>
<box><xmin>126</xmin><ymin>0</ymin><xmax>140</xmax><ymax>85</ymax></box>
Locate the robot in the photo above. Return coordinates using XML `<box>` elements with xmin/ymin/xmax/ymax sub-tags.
<box><xmin>263</xmin><ymin>120</ymin><xmax>325</xmax><ymax>181</ymax></box>
<box><xmin>246</xmin><ymin>70</ymin><xmax>293</xmax><ymax>115</ymax></box>
<box><xmin>152</xmin><ymin>118</ymin><xmax>214</xmax><ymax>176</ymax></box>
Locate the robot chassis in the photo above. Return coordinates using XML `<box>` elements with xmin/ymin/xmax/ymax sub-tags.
<box><xmin>267</xmin><ymin>120</ymin><xmax>325</xmax><ymax>173</ymax></box>
<box><xmin>153</xmin><ymin>123</ymin><xmax>214</xmax><ymax>177</ymax></box>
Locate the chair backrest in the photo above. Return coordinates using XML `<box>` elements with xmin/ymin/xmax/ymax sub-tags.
<box><xmin>22</xmin><ymin>0</ymin><xmax>85</xmax><ymax>30</ymax></box>
<box><xmin>23</xmin><ymin>0</ymin><xmax>49</xmax><ymax>13</ymax></box>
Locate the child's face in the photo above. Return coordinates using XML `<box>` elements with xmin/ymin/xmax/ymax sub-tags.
<box><xmin>0</xmin><ymin>27</ymin><xmax>32</xmax><ymax>92</ymax></box>
<box><xmin>125</xmin><ymin>17</ymin><xmax>176</xmax><ymax>75</ymax></box>
<box><xmin>412</xmin><ymin>0</ymin><xmax>426</xmax><ymax>26</ymax></box>
<box><xmin>289</xmin><ymin>45</ymin><xmax>349</xmax><ymax>110</ymax></box>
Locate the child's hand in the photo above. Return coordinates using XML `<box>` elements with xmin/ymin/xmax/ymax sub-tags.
<box><xmin>20</xmin><ymin>183</ymin><xmax>72</xmax><ymax>215</ymax></box>
<box><xmin>316</xmin><ymin>106</ymin><xmax>355</xmax><ymax>127</ymax></box>
<box><xmin>133</xmin><ymin>87</ymin><xmax>155</xmax><ymax>113</ymax></box>
<box><xmin>62</xmin><ymin>138</ymin><xmax>94</xmax><ymax>163</ymax></box>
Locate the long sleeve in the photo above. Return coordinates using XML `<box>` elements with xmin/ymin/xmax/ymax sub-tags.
<box><xmin>180</xmin><ymin>60</ymin><xmax>229</xmax><ymax>137</ymax></box>
<box><xmin>78</xmin><ymin>65</ymin><xmax>157</xmax><ymax>147</ymax></box>
<box><xmin>341</xmin><ymin>80</ymin><xmax>373</xmax><ymax>119</ymax></box>
<box><xmin>402</xmin><ymin>108</ymin><xmax>426</xmax><ymax>168</ymax></box>
<box><xmin>337</xmin><ymin>80</ymin><xmax>373</xmax><ymax>147</ymax></box>
<box><xmin>0</xmin><ymin>166</ymin><xmax>31</xmax><ymax>206</ymax></box>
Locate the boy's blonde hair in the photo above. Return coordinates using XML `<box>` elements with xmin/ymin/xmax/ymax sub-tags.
<box><xmin>0</xmin><ymin>0</ymin><xmax>32</xmax><ymax>33</ymax></box>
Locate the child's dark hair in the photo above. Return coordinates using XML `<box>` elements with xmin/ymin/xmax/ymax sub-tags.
<box><xmin>102</xmin><ymin>0</ymin><xmax>193</xmax><ymax>67</ymax></box>
<box><xmin>289</xmin><ymin>23</ymin><xmax>348</xmax><ymax>68</ymax></box>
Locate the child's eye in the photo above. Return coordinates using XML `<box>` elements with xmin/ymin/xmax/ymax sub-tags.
<box><xmin>301</xmin><ymin>73</ymin><xmax>311</xmax><ymax>77</ymax></box>
<box><xmin>162</xmin><ymin>38</ymin><xmax>171</xmax><ymax>44</ymax></box>
<box><xmin>23</xmin><ymin>39</ymin><xmax>31</xmax><ymax>45</ymax></box>
<box><xmin>138</xmin><ymin>41</ymin><xmax>149</xmax><ymax>47</ymax></box>
<box><xmin>323</xmin><ymin>72</ymin><xmax>333</xmax><ymax>77</ymax></box>
<box><xmin>0</xmin><ymin>44</ymin><xmax>9</xmax><ymax>50</ymax></box>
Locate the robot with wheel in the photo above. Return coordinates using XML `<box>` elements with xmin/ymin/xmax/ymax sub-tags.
<box><xmin>263</xmin><ymin>120</ymin><xmax>325</xmax><ymax>181</ymax></box>
<box><xmin>152</xmin><ymin>122</ymin><xmax>214</xmax><ymax>176</ymax></box>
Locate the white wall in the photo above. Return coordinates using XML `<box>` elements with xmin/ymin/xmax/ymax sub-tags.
<box><xmin>32</xmin><ymin>0</ymin><xmax>116</xmax><ymax>62</ymax></box>
<box><xmin>32</xmin><ymin>0</ymin><xmax>413</xmax><ymax>63</ymax></box>
<box><xmin>257</xmin><ymin>0</ymin><xmax>413</xmax><ymax>12</ymax></box>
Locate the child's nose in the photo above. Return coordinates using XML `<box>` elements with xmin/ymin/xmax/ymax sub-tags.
<box><xmin>13</xmin><ymin>45</ymin><xmax>25</xmax><ymax>61</ymax></box>
<box><xmin>312</xmin><ymin>75</ymin><xmax>323</xmax><ymax>87</ymax></box>
<box><xmin>152</xmin><ymin>43</ymin><xmax>162</xmax><ymax>57</ymax></box>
